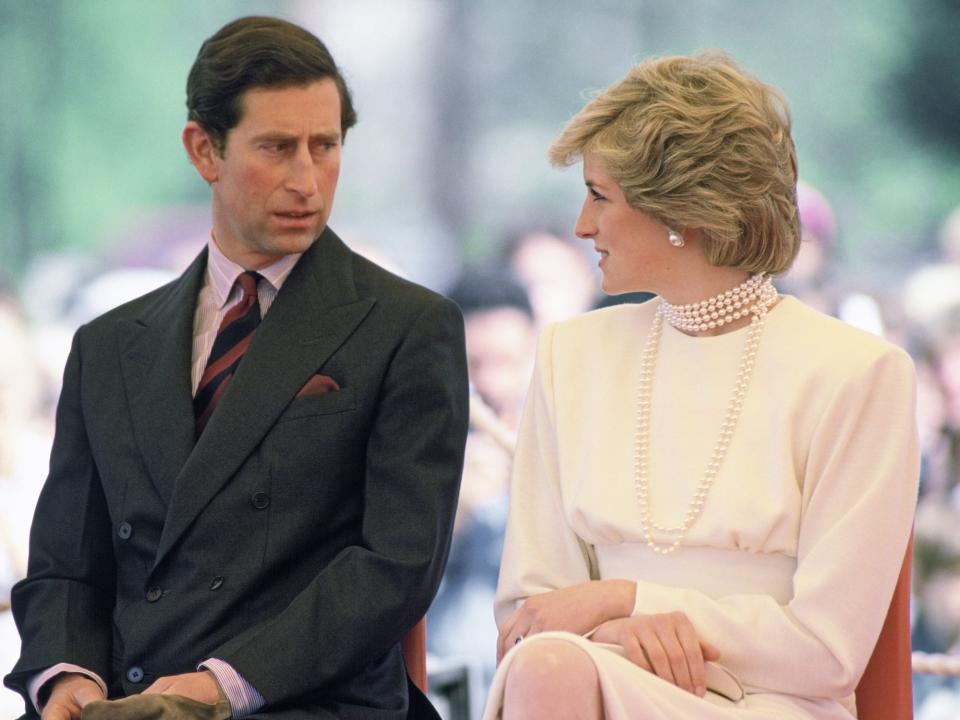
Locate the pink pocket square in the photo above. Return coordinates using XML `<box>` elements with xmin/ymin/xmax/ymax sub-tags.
<box><xmin>296</xmin><ymin>373</ymin><xmax>341</xmax><ymax>397</ymax></box>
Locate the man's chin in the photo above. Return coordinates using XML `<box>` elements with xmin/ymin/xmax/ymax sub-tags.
<box><xmin>274</xmin><ymin>227</ymin><xmax>325</xmax><ymax>254</ymax></box>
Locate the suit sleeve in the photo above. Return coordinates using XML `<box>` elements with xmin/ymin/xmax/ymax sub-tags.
<box><xmin>3</xmin><ymin>328</ymin><xmax>116</xmax><ymax>708</ymax></box>
<box><xmin>629</xmin><ymin>347</ymin><xmax>919</xmax><ymax>698</ymax></box>
<box><xmin>212</xmin><ymin>296</ymin><xmax>469</xmax><ymax>705</ymax></box>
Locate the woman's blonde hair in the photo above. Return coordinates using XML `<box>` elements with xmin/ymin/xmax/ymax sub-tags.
<box><xmin>549</xmin><ymin>52</ymin><xmax>800</xmax><ymax>275</ymax></box>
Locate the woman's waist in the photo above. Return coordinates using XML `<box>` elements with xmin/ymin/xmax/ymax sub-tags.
<box><xmin>595</xmin><ymin>543</ymin><xmax>796</xmax><ymax>604</ymax></box>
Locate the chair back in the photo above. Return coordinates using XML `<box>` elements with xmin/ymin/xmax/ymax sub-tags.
<box><xmin>403</xmin><ymin>617</ymin><xmax>428</xmax><ymax>693</ymax></box>
<box><xmin>855</xmin><ymin>536</ymin><xmax>914</xmax><ymax>720</ymax></box>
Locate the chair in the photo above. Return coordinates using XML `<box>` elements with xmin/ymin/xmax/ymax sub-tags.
<box><xmin>855</xmin><ymin>536</ymin><xmax>914</xmax><ymax>720</ymax></box>
<box><xmin>403</xmin><ymin>617</ymin><xmax>428</xmax><ymax>693</ymax></box>
<box><xmin>404</xmin><ymin>618</ymin><xmax>475</xmax><ymax>719</ymax></box>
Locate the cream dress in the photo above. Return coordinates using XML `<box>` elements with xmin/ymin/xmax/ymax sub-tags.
<box><xmin>482</xmin><ymin>297</ymin><xmax>918</xmax><ymax>719</ymax></box>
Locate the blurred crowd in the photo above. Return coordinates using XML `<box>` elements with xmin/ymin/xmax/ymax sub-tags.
<box><xmin>2</xmin><ymin>186</ymin><xmax>960</xmax><ymax>717</ymax></box>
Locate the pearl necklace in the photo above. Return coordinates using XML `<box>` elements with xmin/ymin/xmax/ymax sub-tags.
<box><xmin>660</xmin><ymin>272</ymin><xmax>772</xmax><ymax>333</ymax></box>
<box><xmin>634</xmin><ymin>274</ymin><xmax>778</xmax><ymax>554</ymax></box>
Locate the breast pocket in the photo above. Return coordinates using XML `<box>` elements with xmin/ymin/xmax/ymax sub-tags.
<box><xmin>277</xmin><ymin>386</ymin><xmax>357</xmax><ymax>422</ymax></box>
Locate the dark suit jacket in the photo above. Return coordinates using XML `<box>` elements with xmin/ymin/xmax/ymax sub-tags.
<box><xmin>4</xmin><ymin>228</ymin><xmax>469</xmax><ymax>719</ymax></box>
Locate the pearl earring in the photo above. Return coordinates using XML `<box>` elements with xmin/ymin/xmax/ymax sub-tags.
<box><xmin>667</xmin><ymin>230</ymin><xmax>685</xmax><ymax>247</ymax></box>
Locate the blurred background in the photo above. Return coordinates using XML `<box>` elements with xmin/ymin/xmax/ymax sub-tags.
<box><xmin>1</xmin><ymin>0</ymin><xmax>959</xmax><ymax>718</ymax></box>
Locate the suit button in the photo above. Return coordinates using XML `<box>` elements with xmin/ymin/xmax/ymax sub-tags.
<box><xmin>209</xmin><ymin>576</ymin><xmax>224</xmax><ymax>591</ymax></box>
<box><xmin>146</xmin><ymin>587</ymin><xmax>163</xmax><ymax>603</ymax></box>
<box><xmin>251</xmin><ymin>491</ymin><xmax>270</xmax><ymax>510</ymax></box>
<box><xmin>126</xmin><ymin>666</ymin><xmax>144</xmax><ymax>683</ymax></box>
<box><xmin>118</xmin><ymin>522</ymin><xmax>132</xmax><ymax>540</ymax></box>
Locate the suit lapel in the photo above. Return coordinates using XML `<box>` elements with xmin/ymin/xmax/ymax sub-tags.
<box><xmin>118</xmin><ymin>251</ymin><xmax>207</xmax><ymax>505</ymax></box>
<box><xmin>152</xmin><ymin>229</ymin><xmax>375</xmax><ymax>571</ymax></box>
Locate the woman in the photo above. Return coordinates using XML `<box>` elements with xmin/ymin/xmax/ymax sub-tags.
<box><xmin>482</xmin><ymin>53</ymin><xmax>918</xmax><ymax>719</ymax></box>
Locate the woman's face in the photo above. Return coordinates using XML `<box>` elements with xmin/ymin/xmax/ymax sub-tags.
<box><xmin>574</xmin><ymin>153</ymin><xmax>676</xmax><ymax>295</ymax></box>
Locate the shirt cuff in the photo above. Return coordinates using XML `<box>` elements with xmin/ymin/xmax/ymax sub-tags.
<box><xmin>199</xmin><ymin>657</ymin><xmax>265</xmax><ymax>718</ymax></box>
<box><xmin>28</xmin><ymin>664</ymin><xmax>107</xmax><ymax>713</ymax></box>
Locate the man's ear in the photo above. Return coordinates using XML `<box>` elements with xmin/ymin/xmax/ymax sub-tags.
<box><xmin>182</xmin><ymin>121</ymin><xmax>221</xmax><ymax>184</ymax></box>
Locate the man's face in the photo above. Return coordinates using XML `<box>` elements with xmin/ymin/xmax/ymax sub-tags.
<box><xmin>190</xmin><ymin>79</ymin><xmax>343</xmax><ymax>269</ymax></box>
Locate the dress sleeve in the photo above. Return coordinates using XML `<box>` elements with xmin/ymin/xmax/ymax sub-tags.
<box><xmin>494</xmin><ymin>325</ymin><xmax>598</xmax><ymax>628</ymax></box>
<box><xmin>630</xmin><ymin>345</ymin><xmax>919</xmax><ymax>699</ymax></box>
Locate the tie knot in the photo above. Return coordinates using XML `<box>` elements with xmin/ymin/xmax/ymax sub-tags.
<box><xmin>236</xmin><ymin>271</ymin><xmax>261</xmax><ymax>299</ymax></box>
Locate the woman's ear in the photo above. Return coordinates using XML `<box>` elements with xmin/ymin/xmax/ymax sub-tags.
<box><xmin>182</xmin><ymin>121</ymin><xmax>220</xmax><ymax>184</ymax></box>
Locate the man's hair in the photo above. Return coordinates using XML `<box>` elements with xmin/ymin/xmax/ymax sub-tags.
<box><xmin>186</xmin><ymin>16</ymin><xmax>357</xmax><ymax>154</ymax></box>
<box><xmin>549</xmin><ymin>52</ymin><xmax>800</xmax><ymax>275</ymax></box>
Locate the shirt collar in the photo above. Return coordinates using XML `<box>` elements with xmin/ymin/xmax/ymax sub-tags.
<box><xmin>206</xmin><ymin>234</ymin><xmax>302</xmax><ymax>309</ymax></box>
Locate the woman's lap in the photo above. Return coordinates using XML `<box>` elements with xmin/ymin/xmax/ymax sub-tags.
<box><xmin>483</xmin><ymin>631</ymin><xmax>845</xmax><ymax>720</ymax></box>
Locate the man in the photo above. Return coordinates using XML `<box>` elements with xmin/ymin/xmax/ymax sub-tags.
<box><xmin>4</xmin><ymin>16</ymin><xmax>468</xmax><ymax>720</ymax></box>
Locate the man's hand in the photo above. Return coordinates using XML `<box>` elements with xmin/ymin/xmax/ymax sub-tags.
<box><xmin>41</xmin><ymin>673</ymin><xmax>105</xmax><ymax>720</ymax></box>
<box><xmin>591</xmin><ymin>612</ymin><xmax>721</xmax><ymax>697</ymax></box>
<box><xmin>497</xmin><ymin>580</ymin><xmax>635</xmax><ymax>662</ymax></box>
<box><xmin>143</xmin><ymin>671</ymin><xmax>221</xmax><ymax>705</ymax></box>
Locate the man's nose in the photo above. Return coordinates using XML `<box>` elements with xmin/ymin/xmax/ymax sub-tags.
<box><xmin>285</xmin><ymin>148</ymin><xmax>319</xmax><ymax>197</ymax></box>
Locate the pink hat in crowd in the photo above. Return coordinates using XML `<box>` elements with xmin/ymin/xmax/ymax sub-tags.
<box><xmin>797</xmin><ymin>180</ymin><xmax>837</xmax><ymax>247</ymax></box>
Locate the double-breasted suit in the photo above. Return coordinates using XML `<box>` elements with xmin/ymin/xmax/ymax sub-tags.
<box><xmin>5</xmin><ymin>228</ymin><xmax>469</xmax><ymax>719</ymax></box>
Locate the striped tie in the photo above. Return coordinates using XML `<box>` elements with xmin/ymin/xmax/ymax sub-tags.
<box><xmin>194</xmin><ymin>271</ymin><xmax>262</xmax><ymax>435</ymax></box>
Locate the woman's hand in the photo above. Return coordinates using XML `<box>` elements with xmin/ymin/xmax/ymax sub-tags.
<box><xmin>591</xmin><ymin>612</ymin><xmax>720</xmax><ymax>696</ymax></box>
<box><xmin>497</xmin><ymin>580</ymin><xmax>635</xmax><ymax>662</ymax></box>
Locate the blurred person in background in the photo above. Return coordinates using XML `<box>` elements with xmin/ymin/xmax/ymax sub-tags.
<box><xmin>912</xmin><ymin>500</ymin><xmax>960</xmax><ymax>719</ymax></box>
<box><xmin>453</xmin><ymin>270</ymin><xmax>537</xmax><ymax>431</ymax></box>
<box><xmin>503</xmin><ymin>227</ymin><xmax>598</xmax><ymax>330</ymax></box>
<box><xmin>902</xmin><ymin>207</ymin><xmax>960</xmax><ymax>502</ymax></box>
<box><xmin>927</xmin><ymin>308</ymin><xmax>960</xmax><ymax>503</ymax></box>
<box><xmin>0</xmin><ymin>291</ymin><xmax>52</xmax><ymax>718</ymax></box>
<box><xmin>429</xmin><ymin>271</ymin><xmax>536</xmax><ymax>690</ymax></box>
<box><xmin>911</xmin><ymin>343</ymin><xmax>954</xmax><ymax>499</ymax></box>
<box><xmin>918</xmin><ymin>213</ymin><xmax>960</xmax><ymax>451</ymax></box>
<box><xmin>778</xmin><ymin>180</ymin><xmax>886</xmax><ymax>336</ymax></box>
<box><xmin>0</xmin><ymin>291</ymin><xmax>52</xmax><ymax>599</ymax></box>
<box><xmin>776</xmin><ymin>180</ymin><xmax>837</xmax><ymax>316</ymax></box>
<box><xmin>484</xmin><ymin>52</ymin><xmax>917</xmax><ymax>720</ymax></box>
